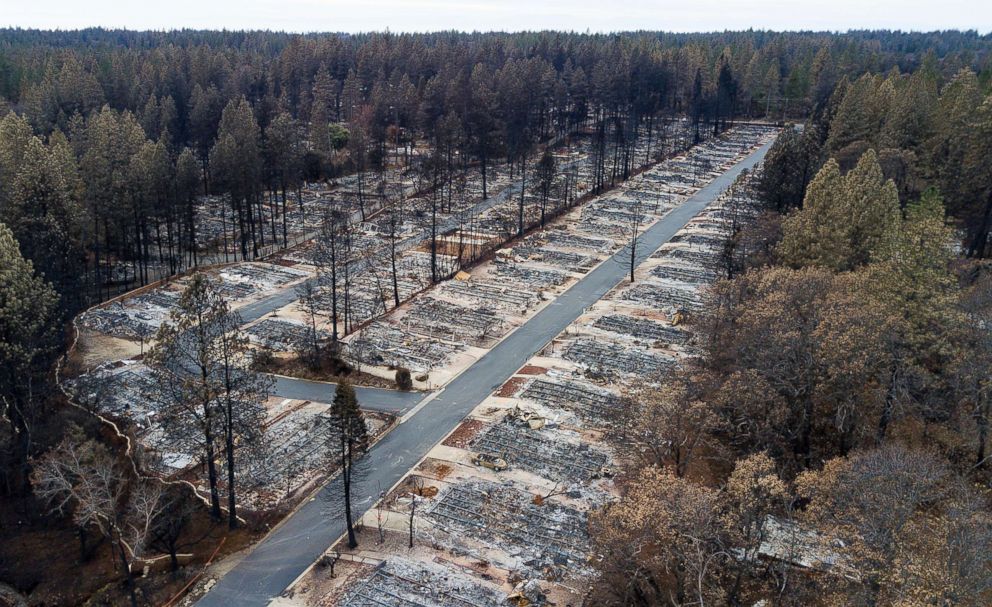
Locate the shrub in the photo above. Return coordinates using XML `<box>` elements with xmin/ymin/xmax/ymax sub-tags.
<box><xmin>395</xmin><ymin>367</ymin><xmax>413</xmax><ymax>391</ymax></box>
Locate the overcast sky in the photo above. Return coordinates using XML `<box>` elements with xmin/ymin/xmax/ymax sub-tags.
<box><xmin>3</xmin><ymin>0</ymin><xmax>990</xmax><ymax>34</ymax></box>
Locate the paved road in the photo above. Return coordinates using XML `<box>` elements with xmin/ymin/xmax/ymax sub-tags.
<box><xmin>196</xmin><ymin>138</ymin><xmax>773</xmax><ymax>607</ymax></box>
<box><xmin>268</xmin><ymin>375</ymin><xmax>422</xmax><ymax>415</ymax></box>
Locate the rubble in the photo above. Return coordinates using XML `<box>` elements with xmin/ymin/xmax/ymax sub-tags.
<box><xmin>246</xmin><ymin>318</ymin><xmax>325</xmax><ymax>351</ymax></box>
<box><xmin>405</xmin><ymin>298</ymin><xmax>506</xmax><ymax>343</ymax></box>
<box><xmin>470</xmin><ymin>418</ymin><xmax>610</xmax><ymax>483</ymax></box>
<box><xmin>563</xmin><ymin>338</ymin><xmax>674</xmax><ymax>377</ymax></box>
<box><xmin>78</xmin><ymin>290</ymin><xmax>179</xmax><ymax>339</ymax></box>
<box><xmin>592</xmin><ymin>314</ymin><xmax>688</xmax><ymax>345</ymax></box>
<box><xmin>543</xmin><ymin>231</ymin><xmax>614</xmax><ymax>253</ymax></box>
<box><xmin>424</xmin><ymin>480</ymin><xmax>590</xmax><ymax>575</ymax></box>
<box><xmin>68</xmin><ymin>361</ymin><xmax>158</xmax><ymax>422</ymax></box>
<box><xmin>511</xmin><ymin>247</ymin><xmax>597</xmax><ymax>273</ymax></box>
<box><xmin>649</xmin><ymin>261</ymin><xmax>720</xmax><ymax>285</ymax></box>
<box><xmin>519</xmin><ymin>378</ymin><xmax>623</xmax><ymax>424</ymax></box>
<box><xmin>348</xmin><ymin>323</ymin><xmax>464</xmax><ymax>373</ymax></box>
<box><xmin>438</xmin><ymin>280</ymin><xmax>538</xmax><ymax>313</ymax></box>
<box><xmin>491</xmin><ymin>261</ymin><xmax>568</xmax><ymax>288</ymax></box>
<box><xmin>661</xmin><ymin>246</ymin><xmax>724</xmax><ymax>270</ymax></box>
<box><xmin>340</xmin><ymin>557</ymin><xmax>507</xmax><ymax>607</ymax></box>
<box><xmin>213</xmin><ymin>263</ymin><xmax>309</xmax><ymax>303</ymax></box>
<box><xmin>621</xmin><ymin>281</ymin><xmax>707</xmax><ymax>313</ymax></box>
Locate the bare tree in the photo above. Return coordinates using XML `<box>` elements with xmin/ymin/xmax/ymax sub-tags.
<box><xmin>32</xmin><ymin>435</ymin><xmax>165</xmax><ymax>607</ymax></box>
<box><xmin>296</xmin><ymin>279</ymin><xmax>323</xmax><ymax>367</ymax></box>
<box><xmin>319</xmin><ymin>549</ymin><xmax>341</xmax><ymax>577</ymax></box>
<box><xmin>212</xmin><ymin>307</ymin><xmax>271</xmax><ymax>529</ymax></box>
<box><xmin>375</xmin><ymin>485</ymin><xmax>386</xmax><ymax>544</ymax></box>
<box><xmin>315</xmin><ymin>210</ymin><xmax>347</xmax><ymax>342</ymax></box>
<box><xmin>408</xmin><ymin>477</ymin><xmax>424</xmax><ymax>549</ymax></box>
<box><xmin>149</xmin><ymin>483</ymin><xmax>204</xmax><ymax>575</ymax></box>
<box><xmin>383</xmin><ymin>191</ymin><xmax>404</xmax><ymax>307</ymax></box>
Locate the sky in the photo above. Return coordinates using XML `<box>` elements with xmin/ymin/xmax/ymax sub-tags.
<box><xmin>2</xmin><ymin>0</ymin><xmax>990</xmax><ymax>34</ymax></box>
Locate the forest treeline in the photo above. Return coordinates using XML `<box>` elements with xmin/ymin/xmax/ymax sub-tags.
<box><xmin>0</xmin><ymin>28</ymin><xmax>990</xmax><ymax>321</ymax></box>
<box><xmin>591</xmin><ymin>66</ymin><xmax>992</xmax><ymax>606</ymax></box>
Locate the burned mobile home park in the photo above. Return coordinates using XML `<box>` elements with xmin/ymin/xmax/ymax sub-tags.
<box><xmin>2</xmin><ymin>23</ymin><xmax>992</xmax><ymax>607</ymax></box>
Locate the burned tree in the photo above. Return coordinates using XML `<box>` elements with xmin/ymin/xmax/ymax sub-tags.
<box><xmin>622</xmin><ymin>374</ymin><xmax>716</xmax><ymax>478</ymax></box>
<box><xmin>383</xmin><ymin>185</ymin><xmax>405</xmax><ymax>307</ymax></box>
<box><xmin>211</xmin><ymin>302</ymin><xmax>271</xmax><ymax>529</ymax></box>
<box><xmin>296</xmin><ymin>279</ymin><xmax>323</xmax><ymax>368</ymax></box>
<box><xmin>613</xmin><ymin>196</ymin><xmax>647</xmax><ymax>284</ymax></box>
<box><xmin>408</xmin><ymin>477</ymin><xmax>425</xmax><ymax>548</ymax></box>
<box><xmin>149</xmin><ymin>483</ymin><xmax>204</xmax><ymax>574</ymax></box>
<box><xmin>147</xmin><ymin>273</ymin><xmax>268</xmax><ymax>525</ymax></box>
<box><xmin>315</xmin><ymin>210</ymin><xmax>348</xmax><ymax>342</ymax></box>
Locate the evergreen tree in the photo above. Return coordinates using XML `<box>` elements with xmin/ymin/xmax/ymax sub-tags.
<box><xmin>175</xmin><ymin>148</ymin><xmax>202</xmax><ymax>266</ymax></box>
<box><xmin>7</xmin><ymin>135</ymin><xmax>87</xmax><ymax>309</ymax></box>
<box><xmin>779</xmin><ymin>149</ymin><xmax>900</xmax><ymax>271</ymax></box>
<box><xmin>148</xmin><ymin>274</ymin><xmax>268</xmax><ymax>522</ymax></box>
<box><xmin>211</xmin><ymin>97</ymin><xmax>263</xmax><ymax>259</ymax></box>
<box><xmin>327</xmin><ymin>380</ymin><xmax>368</xmax><ymax>549</ymax></box>
<box><xmin>266</xmin><ymin>111</ymin><xmax>303</xmax><ymax>245</ymax></box>
<box><xmin>756</xmin><ymin>124</ymin><xmax>823</xmax><ymax>213</ymax></box>
<box><xmin>309</xmin><ymin>65</ymin><xmax>336</xmax><ymax>161</ymax></box>
<box><xmin>826</xmin><ymin>73</ymin><xmax>884</xmax><ymax>154</ymax></box>
<box><xmin>0</xmin><ymin>222</ymin><xmax>60</xmax><ymax>490</ymax></box>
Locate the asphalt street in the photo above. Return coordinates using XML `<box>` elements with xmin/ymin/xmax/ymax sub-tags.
<box><xmin>196</xmin><ymin>138</ymin><xmax>773</xmax><ymax>607</ymax></box>
<box><xmin>268</xmin><ymin>375</ymin><xmax>422</xmax><ymax>414</ymax></box>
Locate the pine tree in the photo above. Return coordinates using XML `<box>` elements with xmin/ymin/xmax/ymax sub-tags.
<box><xmin>842</xmin><ymin>148</ymin><xmax>902</xmax><ymax>266</ymax></box>
<box><xmin>779</xmin><ymin>150</ymin><xmax>900</xmax><ymax>271</ymax></box>
<box><xmin>309</xmin><ymin>65</ymin><xmax>336</xmax><ymax>160</ymax></box>
<box><xmin>175</xmin><ymin>148</ymin><xmax>202</xmax><ymax>266</ymax></box>
<box><xmin>881</xmin><ymin>68</ymin><xmax>937</xmax><ymax>150</ymax></box>
<box><xmin>8</xmin><ymin>135</ymin><xmax>87</xmax><ymax>308</ymax></box>
<box><xmin>0</xmin><ymin>112</ymin><xmax>34</xmax><ymax>206</ymax></box>
<box><xmin>211</xmin><ymin>97</ymin><xmax>263</xmax><ymax>259</ymax></box>
<box><xmin>961</xmin><ymin>95</ymin><xmax>992</xmax><ymax>257</ymax></box>
<box><xmin>777</xmin><ymin>158</ymin><xmax>848</xmax><ymax>269</ymax></box>
<box><xmin>147</xmin><ymin>274</ymin><xmax>268</xmax><ymax>522</ymax></box>
<box><xmin>327</xmin><ymin>380</ymin><xmax>368</xmax><ymax>549</ymax></box>
<box><xmin>756</xmin><ymin>125</ymin><xmax>823</xmax><ymax>213</ymax></box>
<box><xmin>266</xmin><ymin>111</ymin><xmax>303</xmax><ymax>246</ymax></box>
<box><xmin>0</xmin><ymin>222</ymin><xmax>60</xmax><ymax>490</ymax></box>
<box><xmin>826</xmin><ymin>73</ymin><xmax>884</xmax><ymax>153</ymax></box>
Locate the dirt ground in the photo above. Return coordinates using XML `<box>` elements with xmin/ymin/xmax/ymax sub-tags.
<box><xmin>440</xmin><ymin>419</ymin><xmax>486</xmax><ymax>449</ymax></box>
<box><xmin>495</xmin><ymin>376</ymin><xmax>528</xmax><ymax>398</ymax></box>
<box><xmin>72</xmin><ymin>329</ymin><xmax>145</xmax><ymax>369</ymax></box>
<box><xmin>517</xmin><ymin>365</ymin><xmax>548</xmax><ymax>375</ymax></box>
<box><xmin>0</xmin><ymin>490</ymin><xmax>261</xmax><ymax>607</ymax></box>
